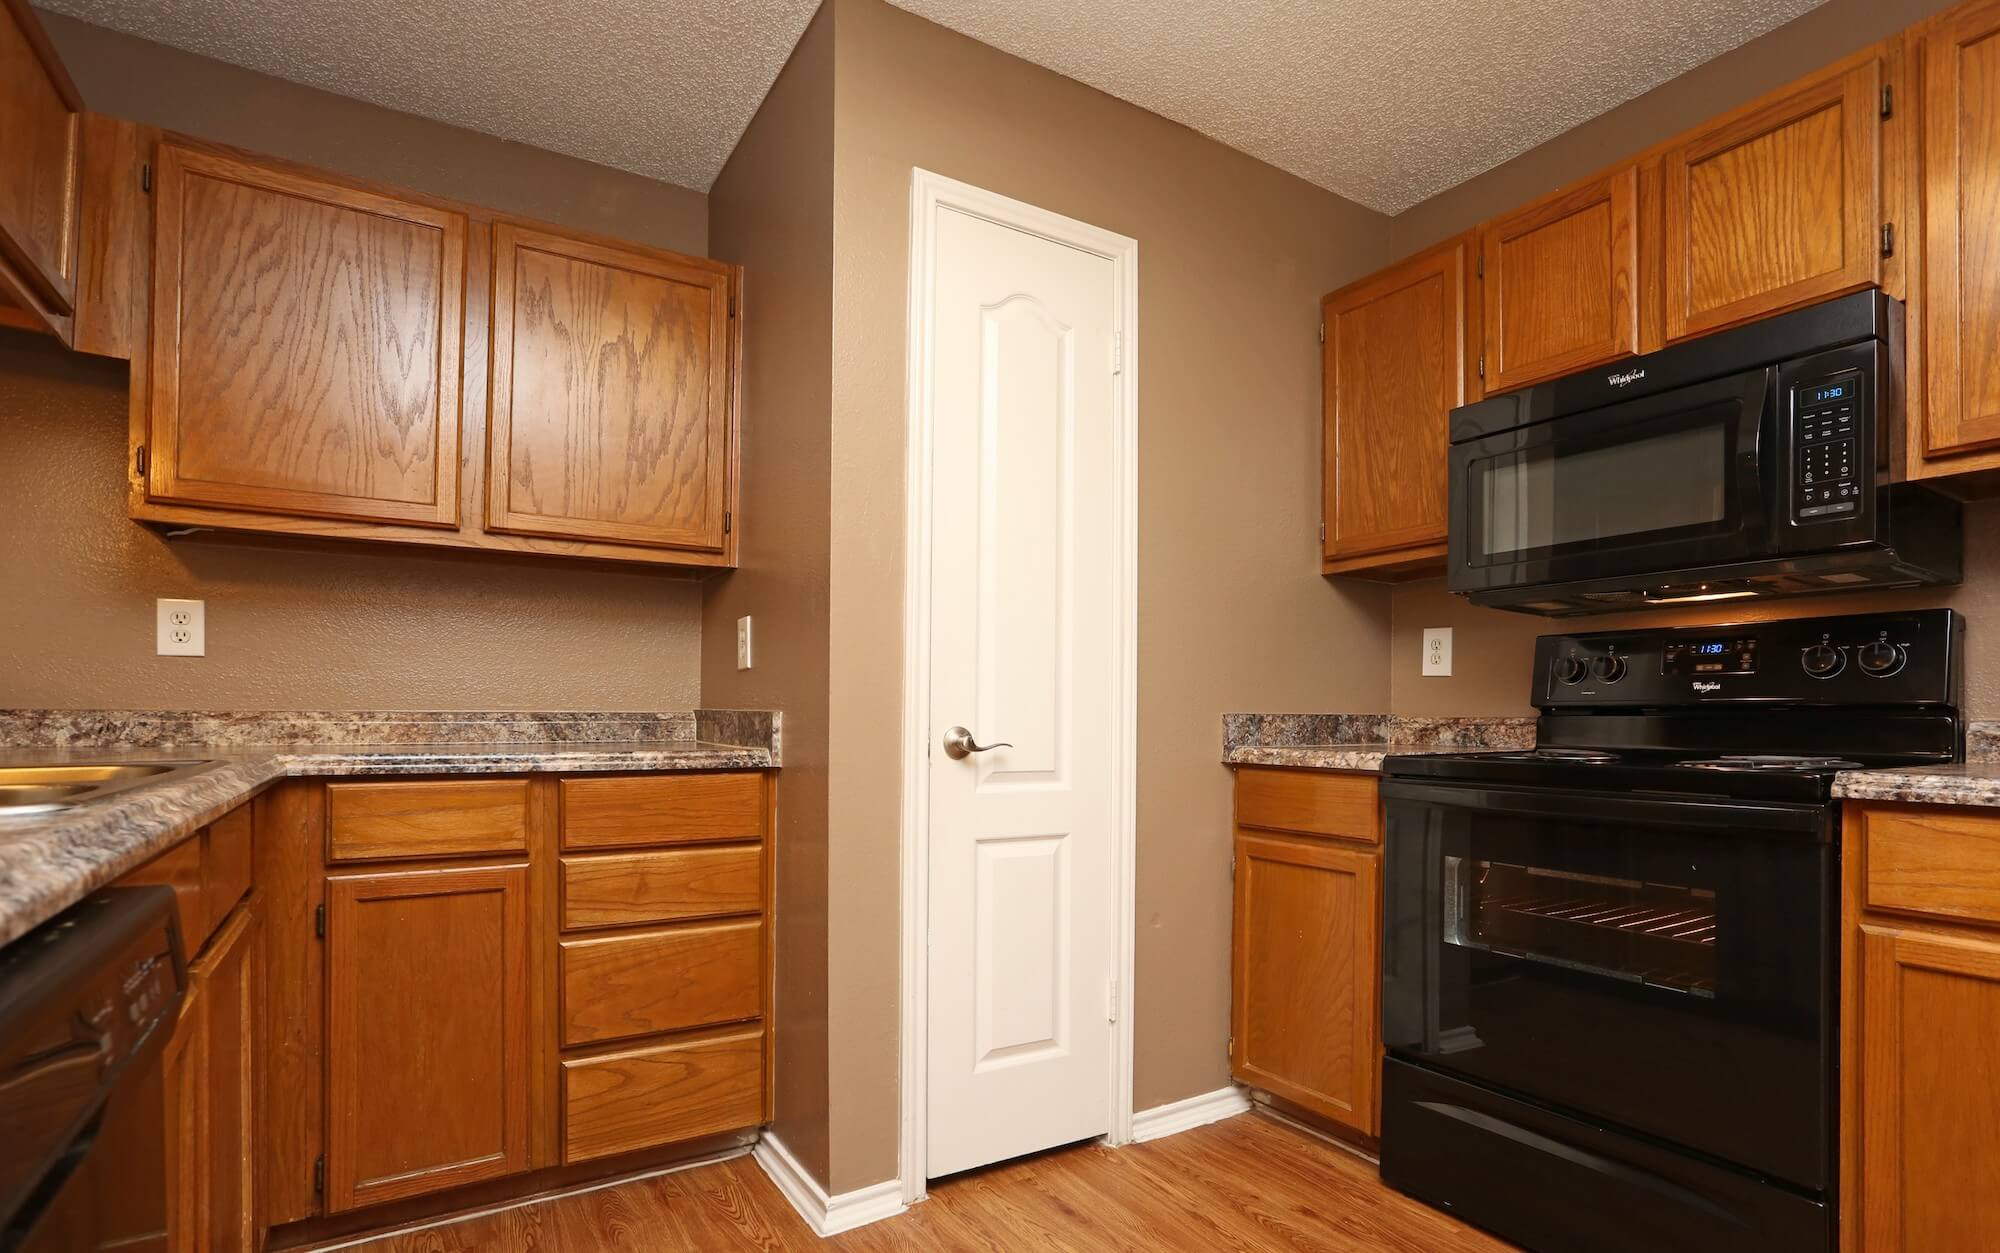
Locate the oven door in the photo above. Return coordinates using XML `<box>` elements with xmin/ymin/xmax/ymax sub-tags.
<box><xmin>1449</xmin><ymin>368</ymin><xmax>1774</xmax><ymax>594</ymax></box>
<box><xmin>1381</xmin><ymin>780</ymin><xmax>1834</xmax><ymax>1191</ymax></box>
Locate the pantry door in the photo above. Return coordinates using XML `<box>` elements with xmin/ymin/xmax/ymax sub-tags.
<box><xmin>911</xmin><ymin>173</ymin><xmax>1136</xmax><ymax>1182</ymax></box>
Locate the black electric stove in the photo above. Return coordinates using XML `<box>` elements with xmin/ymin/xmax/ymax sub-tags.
<box><xmin>1377</xmin><ymin>608</ymin><xmax>1961</xmax><ymax>1253</ymax></box>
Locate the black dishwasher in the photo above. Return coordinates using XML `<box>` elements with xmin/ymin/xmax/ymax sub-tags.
<box><xmin>1</xmin><ymin>887</ymin><xmax>185</xmax><ymax>1253</ymax></box>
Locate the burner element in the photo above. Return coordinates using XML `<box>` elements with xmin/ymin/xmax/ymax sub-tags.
<box><xmin>1495</xmin><ymin>748</ymin><xmax>1620</xmax><ymax>764</ymax></box>
<box><xmin>1679</xmin><ymin>754</ymin><xmax>1864</xmax><ymax>773</ymax></box>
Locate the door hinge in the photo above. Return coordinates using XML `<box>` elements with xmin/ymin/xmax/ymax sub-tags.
<box><xmin>723</xmin><ymin>510</ymin><xmax>732</xmax><ymax>535</ymax></box>
<box><xmin>1882</xmin><ymin>222</ymin><xmax>1896</xmax><ymax>258</ymax></box>
<box><xmin>314</xmin><ymin>903</ymin><xmax>325</xmax><ymax>939</ymax></box>
<box><xmin>133</xmin><ymin>444</ymin><xmax>147</xmax><ymax>477</ymax></box>
<box><xmin>1477</xmin><ymin>354</ymin><xmax>1486</xmax><ymax>380</ymax></box>
<box><xmin>141</xmin><ymin>163</ymin><xmax>152</xmax><ymax>194</ymax></box>
<box><xmin>728</xmin><ymin>289</ymin><xmax>738</xmax><ymax>318</ymax></box>
<box><xmin>1476</xmin><ymin>253</ymin><xmax>1484</xmax><ymax>280</ymax></box>
<box><xmin>1227</xmin><ymin>1035</ymin><xmax>1234</xmax><ymax>1059</ymax></box>
<box><xmin>1317</xmin><ymin>321</ymin><xmax>1324</xmax><ymax>345</ymax></box>
<box><xmin>1881</xmin><ymin>84</ymin><xmax>1894</xmax><ymax>119</ymax></box>
<box><xmin>1111</xmin><ymin>330</ymin><xmax>1123</xmax><ymax>375</ymax></box>
<box><xmin>1106</xmin><ymin>979</ymin><xmax>1119</xmax><ymax>1023</ymax></box>
<box><xmin>313</xmin><ymin>1156</ymin><xmax>325</xmax><ymax>1196</ymax></box>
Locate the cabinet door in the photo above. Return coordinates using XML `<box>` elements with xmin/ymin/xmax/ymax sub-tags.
<box><xmin>1856</xmin><ymin>925</ymin><xmax>2000</xmax><ymax>1251</ymax></box>
<box><xmin>325</xmin><ymin>864</ymin><xmax>531</xmax><ymax>1211</ymax></box>
<box><xmin>146</xmin><ymin>144</ymin><xmax>466</xmax><ymax>527</ymax></box>
<box><xmin>1481</xmin><ymin>165</ymin><xmax>1638</xmax><ymax>392</ymax></box>
<box><xmin>199</xmin><ymin>905</ymin><xmax>258</xmax><ymax>1253</ymax></box>
<box><xmin>1921</xmin><ymin>4</ymin><xmax>2000</xmax><ymax>458</ymax></box>
<box><xmin>486</xmin><ymin>223</ymin><xmax>735</xmax><ymax>552</ymax></box>
<box><xmin>1321</xmin><ymin>236</ymin><xmax>1472</xmax><ymax>571</ymax></box>
<box><xmin>162</xmin><ymin>986</ymin><xmax>204</xmax><ymax>1253</ymax></box>
<box><xmin>1231</xmin><ymin>831</ymin><xmax>1380</xmax><ymax>1136</ymax></box>
<box><xmin>0</xmin><ymin>0</ymin><xmax>82</xmax><ymax>341</ymax></box>
<box><xmin>1661</xmin><ymin>58</ymin><xmax>1882</xmax><ymax>342</ymax></box>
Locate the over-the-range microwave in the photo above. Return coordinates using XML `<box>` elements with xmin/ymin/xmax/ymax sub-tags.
<box><xmin>1447</xmin><ymin>291</ymin><xmax>1963</xmax><ymax>615</ymax></box>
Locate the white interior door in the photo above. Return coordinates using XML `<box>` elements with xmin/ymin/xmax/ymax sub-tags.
<box><xmin>923</xmin><ymin>202</ymin><xmax>1122</xmax><ymax>1178</ymax></box>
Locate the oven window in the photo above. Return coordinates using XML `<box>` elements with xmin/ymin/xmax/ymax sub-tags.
<box><xmin>1444</xmin><ymin>859</ymin><xmax>1718</xmax><ymax>997</ymax></box>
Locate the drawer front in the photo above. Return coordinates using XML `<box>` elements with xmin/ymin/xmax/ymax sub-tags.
<box><xmin>327</xmin><ymin>780</ymin><xmax>529</xmax><ymax>861</ymax></box>
<box><xmin>1863</xmin><ymin>805</ymin><xmax>2000</xmax><ymax>927</ymax></box>
<box><xmin>561</xmin><ymin>1028</ymin><xmax>764</xmax><ymax>1163</ymax></box>
<box><xmin>560</xmin><ymin>919</ymin><xmax>763</xmax><ymax>1046</ymax></box>
<box><xmin>202</xmin><ymin>804</ymin><xmax>254</xmax><ymax>925</ymax></box>
<box><xmin>1235</xmin><ymin>768</ymin><xmax>1380</xmax><ymax>843</ymax></box>
<box><xmin>561</xmin><ymin>846</ymin><xmax>762</xmax><ymax>930</ymax></box>
<box><xmin>123</xmin><ymin>835</ymin><xmax>207</xmax><ymax>953</ymax></box>
<box><xmin>561</xmin><ymin>774</ymin><xmax>764</xmax><ymax>850</ymax></box>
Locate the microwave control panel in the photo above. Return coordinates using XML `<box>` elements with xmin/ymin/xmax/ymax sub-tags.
<box><xmin>1792</xmin><ymin>373</ymin><xmax>1862</xmax><ymax>522</ymax></box>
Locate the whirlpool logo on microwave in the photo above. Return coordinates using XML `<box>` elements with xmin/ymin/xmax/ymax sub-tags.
<box><xmin>1608</xmin><ymin>368</ymin><xmax>1648</xmax><ymax>388</ymax></box>
<box><xmin>1692</xmin><ymin>681</ymin><xmax>1723</xmax><ymax>693</ymax></box>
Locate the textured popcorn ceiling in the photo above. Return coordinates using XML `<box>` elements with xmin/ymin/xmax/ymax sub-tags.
<box><xmin>36</xmin><ymin>0</ymin><xmax>1824</xmax><ymax>206</ymax></box>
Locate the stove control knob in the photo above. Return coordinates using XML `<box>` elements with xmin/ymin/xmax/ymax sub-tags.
<box><xmin>1590</xmin><ymin>654</ymin><xmax>1627</xmax><ymax>683</ymax></box>
<box><xmin>1554</xmin><ymin>655</ymin><xmax>1588</xmax><ymax>685</ymax></box>
<box><xmin>1857</xmin><ymin>640</ymin><xmax>1905</xmax><ymax>676</ymax></box>
<box><xmin>1801</xmin><ymin>643</ymin><xmax>1845</xmax><ymax>678</ymax></box>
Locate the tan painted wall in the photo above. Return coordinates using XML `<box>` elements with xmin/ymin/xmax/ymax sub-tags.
<box><xmin>820</xmin><ymin>0</ymin><xmax>1394</xmax><ymax>1192</ymax></box>
<box><xmin>700</xmin><ymin>8</ymin><xmax>837</xmax><ymax>1187</ymax></box>
<box><xmin>0</xmin><ymin>18</ymin><xmax>711</xmax><ymax>711</ymax></box>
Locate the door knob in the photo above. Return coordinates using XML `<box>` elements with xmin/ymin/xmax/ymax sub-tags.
<box><xmin>942</xmin><ymin>726</ymin><xmax>1012</xmax><ymax>760</ymax></box>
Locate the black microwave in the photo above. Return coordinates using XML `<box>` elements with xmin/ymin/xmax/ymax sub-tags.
<box><xmin>1447</xmin><ymin>291</ymin><xmax>1962</xmax><ymax>615</ymax></box>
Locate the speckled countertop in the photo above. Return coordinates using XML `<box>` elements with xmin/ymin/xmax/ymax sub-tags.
<box><xmin>1222</xmin><ymin>713</ymin><xmax>1536</xmax><ymax>773</ymax></box>
<box><xmin>0</xmin><ymin>710</ymin><xmax>781</xmax><ymax>950</ymax></box>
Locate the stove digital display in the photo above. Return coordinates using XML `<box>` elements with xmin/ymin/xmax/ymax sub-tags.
<box><xmin>1692</xmin><ymin>642</ymin><xmax>1729</xmax><ymax>655</ymax></box>
<box><xmin>1663</xmin><ymin>638</ymin><xmax>1758</xmax><ymax>677</ymax></box>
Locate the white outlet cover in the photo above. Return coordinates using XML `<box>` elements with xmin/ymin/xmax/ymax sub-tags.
<box><xmin>736</xmin><ymin>615</ymin><xmax>753</xmax><ymax>670</ymax></box>
<box><xmin>157</xmin><ymin>598</ymin><xmax>206</xmax><ymax>657</ymax></box>
<box><xmin>1422</xmin><ymin>626</ymin><xmax>1453</xmax><ymax>677</ymax></box>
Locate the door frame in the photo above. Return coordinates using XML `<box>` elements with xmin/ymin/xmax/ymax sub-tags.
<box><xmin>897</xmin><ymin>168</ymin><xmax>1140</xmax><ymax>1205</ymax></box>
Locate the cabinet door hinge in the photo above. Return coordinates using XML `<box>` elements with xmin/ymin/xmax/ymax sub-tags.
<box><xmin>1227</xmin><ymin>1035</ymin><xmax>1234</xmax><ymax>1059</ymax></box>
<box><xmin>1477</xmin><ymin>354</ymin><xmax>1486</xmax><ymax>380</ymax></box>
<box><xmin>313</xmin><ymin>1155</ymin><xmax>325</xmax><ymax>1196</ymax></box>
<box><xmin>1881</xmin><ymin>83</ymin><xmax>1894</xmax><ymax>119</ymax></box>
<box><xmin>141</xmin><ymin>163</ymin><xmax>152</xmax><ymax>194</ymax></box>
<box><xmin>1317</xmin><ymin>321</ymin><xmax>1324</xmax><ymax>345</ymax></box>
<box><xmin>1317</xmin><ymin>522</ymin><xmax>1325</xmax><ymax>545</ymax></box>
<box><xmin>1882</xmin><ymin>222</ymin><xmax>1896</xmax><ymax>258</ymax></box>
<box><xmin>314</xmin><ymin>903</ymin><xmax>325</xmax><ymax>939</ymax></box>
<box><xmin>1106</xmin><ymin>979</ymin><xmax>1119</xmax><ymax>1023</ymax></box>
<box><xmin>723</xmin><ymin>510</ymin><xmax>732</xmax><ymax>536</ymax></box>
<box><xmin>1476</xmin><ymin>253</ymin><xmax>1484</xmax><ymax>280</ymax></box>
<box><xmin>134</xmin><ymin>444</ymin><xmax>147</xmax><ymax>477</ymax></box>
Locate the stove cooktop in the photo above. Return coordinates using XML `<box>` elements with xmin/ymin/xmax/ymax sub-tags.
<box><xmin>1384</xmin><ymin>745</ymin><xmax>1936</xmax><ymax>804</ymax></box>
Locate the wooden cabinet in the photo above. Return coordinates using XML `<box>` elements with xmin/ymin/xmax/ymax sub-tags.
<box><xmin>196</xmin><ymin>905</ymin><xmax>258</xmax><ymax>1253</ymax></box>
<box><xmin>143</xmin><ymin>143</ymin><xmax>466</xmax><ymax>528</ymax></box>
<box><xmin>1480</xmin><ymin>165</ymin><xmax>1639</xmax><ymax>391</ymax></box>
<box><xmin>323</xmin><ymin>863</ymin><xmax>532</xmax><ymax>1211</ymax></box>
<box><xmin>1319</xmin><ymin>235</ymin><xmax>1475</xmax><ymax>578</ymax></box>
<box><xmin>1842</xmin><ymin>800</ymin><xmax>2000</xmax><ymax>1252</ymax></box>
<box><xmin>0</xmin><ymin>0</ymin><xmax>83</xmax><ymax>344</ymax></box>
<box><xmin>1230</xmin><ymin>768</ymin><xmax>1382</xmax><ymax>1139</ymax></box>
<box><xmin>1916</xmin><ymin>1</ymin><xmax>2000</xmax><ymax>468</ymax></box>
<box><xmin>1660</xmin><ymin>55</ymin><xmax>1885</xmax><ymax>344</ymax></box>
<box><xmin>487</xmin><ymin>224</ymin><xmax>736</xmax><ymax>553</ymax></box>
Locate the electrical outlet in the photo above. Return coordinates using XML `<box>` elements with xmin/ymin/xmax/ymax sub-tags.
<box><xmin>1422</xmin><ymin>627</ymin><xmax>1453</xmax><ymax>677</ymax></box>
<box><xmin>157</xmin><ymin>599</ymin><xmax>205</xmax><ymax>657</ymax></box>
<box><xmin>736</xmin><ymin>616</ymin><xmax>754</xmax><ymax>670</ymax></box>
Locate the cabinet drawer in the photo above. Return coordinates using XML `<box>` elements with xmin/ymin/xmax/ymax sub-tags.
<box><xmin>561</xmin><ymin>774</ymin><xmax>763</xmax><ymax>849</ymax></box>
<box><xmin>125</xmin><ymin>835</ymin><xmax>205</xmax><ymax>953</ymax></box>
<box><xmin>1862</xmin><ymin>805</ymin><xmax>2000</xmax><ymax>928</ymax></box>
<box><xmin>561</xmin><ymin>847</ymin><xmax>762</xmax><ymax>930</ymax></box>
<box><xmin>1235</xmin><ymin>768</ymin><xmax>1380</xmax><ymax>843</ymax></box>
<box><xmin>561</xmin><ymin>1027</ymin><xmax>764</xmax><ymax>1163</ymax></box>
<box><xmin>560</xmin><ymin>919</ymin><xmax>762</xmax><ymax>1046</ymax></box>
<box><xmin>327</xmin><ymin>780</ymin><xmax>529</xmax><ymax>861</ymax></box>
<box><xmin>202</xmin><ymin>804</ymin><xmax>254</xmax><ymax>926</ymax></box>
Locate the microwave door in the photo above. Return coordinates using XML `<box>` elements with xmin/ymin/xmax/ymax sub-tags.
<box><xmin>1451</xmin><ymin>368</ymin><xmax>1773</xmax><ymax>593</ymax></box>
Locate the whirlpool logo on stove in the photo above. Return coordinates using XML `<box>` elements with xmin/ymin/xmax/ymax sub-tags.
<box><xmin>1692</xmin><ymin>681</ymin><xmax>1723</xmax><ymax>693</ymax></box>
<box><xmin>1608</xmin><ymin>368</ymin><xmax>1647</xmax><ymax>387</ymax></box>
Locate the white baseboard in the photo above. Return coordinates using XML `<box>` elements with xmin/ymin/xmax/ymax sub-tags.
<box><xmin>1129</xmin><ymin>1084</ymin><xmax>1252</xmax><ymax>1143</ymax></box>
<box><xmin>752</xmin><ymin>1133</ymin><xmax>908</xmax><ymax>1238</ymax></box>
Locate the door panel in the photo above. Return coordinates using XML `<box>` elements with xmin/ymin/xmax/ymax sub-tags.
<box><xmin>924</xmin><ymin>201</ymin><xmax>1122</xmax><ymax>1178</ymax></box>
<box><xmin>1481</xmin><ymin>166</ymin><xmax>1638</xmax><ymax>392</ymax></box>
<box><xmin>486</xmin><ymin>223</ymin><xmax>734</xmax><ymax>551</ymax></box>
<box><xmin>0</xmin><ymin>0</ymin><xmax>82</xmax><ymax>339</ymax></box>
<box><xmin>324</xmin><ymin>864</ymin><xmax>530</xmax><ymax>1211</ymax></box>
<box><xmin>1922</xmin><ymin>5</ymin><xmax>2000</xmax><ymax>457</ymax></box>
<box><xmin>1662</xmin><ymin>59</ymin><xmax>1882</xmax><ymax>342</ymax></box>
<box><xmin>146</xmin><ymin>144</ymin><xmax>466</xmax><ymax>527</ymax></box>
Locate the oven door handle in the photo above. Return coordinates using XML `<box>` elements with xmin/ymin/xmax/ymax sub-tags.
<box><xmin>1379</xmin><ymin>779</ymin><xmax>1826</xmax><ymax>835</ymax></box>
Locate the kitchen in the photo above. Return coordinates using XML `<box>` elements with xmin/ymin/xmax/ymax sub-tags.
<box><xmin>1</xmin><ymin>0</ymin><xmax>1997</xmax><ymax>1250</ymax></box>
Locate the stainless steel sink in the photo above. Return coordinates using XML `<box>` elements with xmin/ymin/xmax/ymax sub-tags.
<box><xmin>0</xmin><ymin>762</ymin><xmax>215</xmax><ymax>817</ymax></box>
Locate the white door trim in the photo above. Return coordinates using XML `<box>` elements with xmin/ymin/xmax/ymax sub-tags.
<box><xmin>898</xmin><ymin>167</ymin><xmax>1139</xmax><ymax>1205</ymax></box>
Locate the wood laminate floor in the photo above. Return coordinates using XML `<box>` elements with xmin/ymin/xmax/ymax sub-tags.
<box><xmin>349</xmin><ymin>1110</ymin><xmax>1509</xmax><ymax>1252</ymax></box>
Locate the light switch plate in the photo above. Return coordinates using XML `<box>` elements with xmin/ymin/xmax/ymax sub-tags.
<box><xmin>1422</xmin><ymin>627</ymin><xmax>1453</xmax><ymax>677</ymax></box>
<box><xmin>736</xmin><ymin>616</ymin><xmax>753</xmax><ymax>670</ymax></box>
<box><xmin>157</xmin><ymin>598</ymin><xmax>205</xmax><ymax>657</ymax></box>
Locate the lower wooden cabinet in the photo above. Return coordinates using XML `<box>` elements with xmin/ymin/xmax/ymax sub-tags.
<box><xmin>560</xmin><ymin>1026</ymin><xmax>765</xmax><ymax>1164</ymax></box>
<box><xmin>323</xmin><ymin>863</ymin><xmax>533</xmax><ymax>1212</ymax></box>
<box><xmin>1230</xmin><ymin>768</ymin><xmax>1382</xmax><ymax>1139</ymax></box>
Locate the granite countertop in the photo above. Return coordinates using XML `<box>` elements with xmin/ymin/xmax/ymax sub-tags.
<box><xmin>1222</xmin><ymin>713</ymin><xmax>1536</xmax><ymax>773</ymax></box>
<box><xmin>0</xmin><ymin>709</ymin><xmax>781</xmax><ymax>950</ymax></box>
<box><xmin>1831</xmin><ymin>762</ymin><xmax>2000</xmax><ymax>808</ymax></box>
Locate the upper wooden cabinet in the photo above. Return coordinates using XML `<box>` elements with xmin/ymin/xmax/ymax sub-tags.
<box><xmin>144</xmin><ymin>144</ymin><xmax>466</xmax><ymax>528</ymax></box>
<box><xmin>488</xmin><ymin>225</ymin><xmax>735</xmax><ymax>553</ymax></box>
<box><xmin>1320</xmin><ymin>234</ymin><xmax>1474</xmax><ymax>577</ymax></box>
<box><xmin>1917</xmin><ymin>1</ymin><xmax>2000</xmax><ymax>465</ymax></box>
<box><xmin>0</xmin><ymin>0</ymin><xmax>83</xmax><ymax>342</ymax></box>
<box><xmin>1480</xmin><ymin>165</ymin><xmax>1639</xmax><ymax>391</ymax></box>
<box><xmin>1660</xmin><ymin>56</ymin><xmax>1885</xmax><ymax>343</ymax></box>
